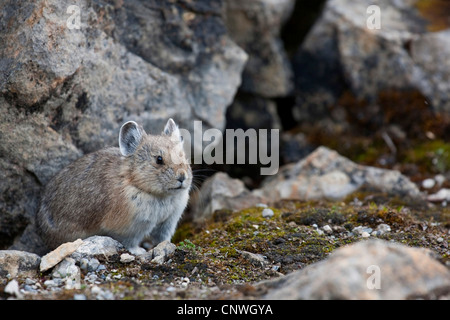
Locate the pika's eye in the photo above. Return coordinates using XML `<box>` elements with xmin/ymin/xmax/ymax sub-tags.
<box><xmin>156</xmin><ymin>156</ymin><xmax>164</xmax><ymax>165</ymax></box>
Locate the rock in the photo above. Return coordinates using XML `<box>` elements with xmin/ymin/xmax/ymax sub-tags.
<box><xmin>0</xmin><ymin>0</ymin><xmax>247</xmax><ymax>252</ymax></box>
<box><xmin>79</xmin><ymin>258</ymin><xmax>100</xmax><ymax>272</ymax></box>
<box><xmin>120</xmin><ymin>253</ymin><xmax>135</xmax><ymax>263</ymax></box>
<box><xmin>322</xmin><ymin>225</ymin><xmax>333</xmax><ymax>234</ymax></box>
<box><xmin>91</xmin><ymin>285</ymin><xmax>114</xmax><ymax>300</ymax></box>
<box><xmin>352</xmin><ymin>226</ymin><xmax>373</xmax><ymax>237</ymax></box>
<box><xmin>39</xmin><ymin>239</ymin><xmax>83</xmax><ymax>272</ymax></box>
<box><xmin>51</xmin><ymin>257</ymin><xmax>81</xmax><ymax>290</ymax></box>
<box><xmin>191</xmin><ymin>172</ymin><xmax>263</xmax><ymax>223</ymax></box>
<box><xmin>139</xmin><ymin>240</ymin><xmax>176</xmax><ymax>265</ymax></box>
<box><xmin>262</xmin><ymin>208</ymin><xmax>274</xmax><ymax>218</ymax></box>
<box><xmin>0</xmin><ymin>250</ymin><xmax>40</xmax><ymax>278</ymax></box>
<box><xmin>293</xmin><ymin>0</ymin><xmax>450</xmax><ymax>125</ymax></box>
<box><xmin>255</xmin><ymin>146</ymin><xmax>422</xmax><ymax>202</ymax></box>
<box><xmin>422</xmin><ymin>178</ymin><xmax>436</xmax><ymax>189</ymax></box>
<box><xmin>237</xmin><ymin>250</ymin><xmax>267</xmax><ymax>267</ymax></box>
<box><xmin>71</xmin><ymin>236</ymin><xmax>124</xmax><ymax>262</ymax></box>
<box><xmin>224</xmin><ymin>0</ymin><xmax>295</xmax><ymax>97</ymax></box>
<box><xmin>427</xmin><ymin>188</ymin><xmax>450</xmax><ymax>202</ymax></box>
<box><xmin>263</xmin><ymin>239</ymin><xmax>450</xmax><ymax>299</ymax></box>
<box><xmin>4</xmin><ymin>279</ymin><xmax>22</xmax><ymax>298</ymax></box>
<box><xmin>373</xmin><ymin>224</ymin><xmax>391</xmax><ymax>236</ymax></box>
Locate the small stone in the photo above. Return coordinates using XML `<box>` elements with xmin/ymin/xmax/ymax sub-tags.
<box><xmin>256</xmin><ymin>203</ymin><xmax>268</xmax><ymax>208</ymax></box>
<box><xmin>51</xmin><ymin>258</ymin><xmax>81</xmax><ymax>290</ymax></box>
<box><xmin>262</xmin><ymin>208</ymin><xmax>274</xmax><ymax>218</ymax></box>
<box><xmin>437</xmin><ymin>237</ymin><xmax>444</xmax><ymax>243</ymax></box>
<box><xmin>52</xmin><ymin>258</ymin><xmax>77</xmax><ymax>278</ymax></box>
<box><xmin>79</xmin><ymin>258</ymin><xmax>89</xmax><ymax>271</ymax></box>
<box><xmin>352</xmin><ymin>226</ymin><xmax>373</xmax><ymax>236</ymax></box>
<box><xmin>373</xmin><ymin>224</ymin><xmax>391</xmax><ymax>236</ymax></box>
<box><xmin>120</xmin><ymin>253</ymin><xmax>135</xmax><ymax>263</ymax></box>
<box><xmin>97</xmin><ymin>264</ymin><xmax>106</xmax><ymax>271</ymax></box>
<box><xmin>43</xmin><ymin>279</ymin><xmax>60</xmax><ymax>288</ymax></box>
<box><xmin>40</xmin><ymin>239</ymin><xmax>83</xmax><ymax>272</ymax></box>
<box><xmin>427</xmin><ymin>188</ymin><xmax>450</xmax><ymax>202</ymax></box>
<box><xmin>434</xmin><ymin>174</ymin><xmax>445</xmax><ymax>187</ymax></box>
<box><xmin>4</xmin><ymin>279</ymin><xmax>22</xmax><ymax>298</ymax></box>
<box><xmin>91</xmin><ymin>285</ymin><xmax>114</xmax><ymax>300</ymax></box>
<box><xmin>80</xmin><ymin>257</ymin><xmax>100</xmax><ymax>272</ymax></box>
<box><xmin>166</xmin><ymin>286</ymin><xmax>176</xmax><ymax>292</ymax></box>
<box><xmin>422</xmin><ymin>178</ymin><xmax>435</xmax><ymax>189</ymax></box>
<box><xmin>322</xmin><ymin>225</ymin><xmax>333</xmax><ymax>234</ymax></box>
<box><xmin>73</xmin><ymin>294</ymin><xmax>87</xmax><ymax>300</ymax></box>
<box><xmin>237</xmin><ymin>250</ymin><xmax>267</xmax><ymax>267</ymax></box>
<box><xmin>139</xmin><ymin>240</ymin><xmax>176</xmax><ymax>265</ymax></box>
<box><xmin>316</xmin><ymin>229</ymin><xmax>325</xmax><ymax>236</ymax></box>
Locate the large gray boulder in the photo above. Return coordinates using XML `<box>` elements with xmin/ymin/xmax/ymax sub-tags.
<box><xmin>263</xmin><ymin>239</ymin><xmax>450</xmax><ymax>299</ymax></box>
<box><xmin>255</xmin><ymin>146</ymin><xmax>422</xmax><ymax>202</ymax></box>
<box><xmin>0</xmin><ymin>0</ymin><xmax>247</xmax><ymax>252</ymax></box>
<box><xmin>293</xmin><ymin>0</ymin><xmax>450</xmax><ymax>121</ymax></box>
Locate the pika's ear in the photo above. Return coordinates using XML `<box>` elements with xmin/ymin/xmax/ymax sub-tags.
<box><xmin>163</xmin><ymin>118</ymin><xmax>183</xmax><ymax>142</ymax></box>
<box><xmin>119</xmin><ymin>121</ymin><xmax>146</xmax><ymax>156</ymax></box>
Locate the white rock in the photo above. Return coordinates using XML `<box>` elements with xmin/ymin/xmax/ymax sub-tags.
<box><xmin>422</xmin><ymin>178</ymin><xmax>435</xmax><ymax>189</ymax></box>
<box><xmin>374</xmin><ymin>223</ymin><xmax>391</xmax><ymax>236</ymax></box>
<box><xmin>139</xmin><ymin>240</ymin><xmax>176</xmax><ymax>265</ymax></box>
<box><xmin>4</xmin><ymin>279</ymin><xmax>22</xmax><ymax>298</ymax></box>
<box><xmin>352</xmin><ymin>226</ymin><xmax>373</xmax><ymax>236</ymax></box>
<box><xmin>120</xmin><ymin>253</ymin><xmax>135</xmax><ymax>263</ymax></box>
<box><xmin>322</xmin><ymin>225</ymin><xmax>333</xmax><ymax>234</ymax></box>
<box><xmin>434</xmin><ymin>174</ymin><xmax>445</xmax><ymax>187</ymax></box>
<box><xmin>256</xmin><ymin>203</ymin><xmax>268</xmax><ymax>208</ymax></box>
<box><xmin>40</xmin><ymin>239</ymin><xmax>83</xmax><ymax>272</ymax></box>
<box><xmin>262</xmin><ymin>208</ymin><xmax>274</xmax><ymax>218</ymax></box>
<box><xmin>427</xmin><ymin>188</ymin><xmax>450</xmax><ymax>202</ymax></box>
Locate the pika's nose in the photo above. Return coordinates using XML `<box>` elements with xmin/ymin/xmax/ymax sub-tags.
<box><xmin>177</xmin><ymin>171</ymin><xmax>186</xmax><ymax>183</ymax></box>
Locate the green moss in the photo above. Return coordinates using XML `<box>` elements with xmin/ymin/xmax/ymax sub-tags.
<box><xmin>404</xmin><ymin>140</ymin><xmax>450</xmax><ymax>174</ymax></box>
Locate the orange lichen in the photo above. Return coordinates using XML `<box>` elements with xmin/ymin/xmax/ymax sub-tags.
<box><xmin>415</xmin><ymin>0</ymin><xmax>450</xmax><ymax>32</ymax></box>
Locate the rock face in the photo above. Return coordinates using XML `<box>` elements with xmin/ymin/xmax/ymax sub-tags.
<box><xmin>224</xmin><ymin>0</ymin><xmax>295</xmax><ymax>98</ymax></box>
<box><xmin>0</xmin><ymin>0</ymin><xmax>247</xmax><ymax>251</ymax></box>
<box><xmin>255</xmin><ymin>146</ymin><xmax>422</xmax><ymax>202</ymax></box>
<box><xmin>294</xmin><ymin>0</ymin><xmax>450</xmax><ymax>121</ymax></box>
<box><xmin>263</xmin><ymin>239</ymin><xmax>450</xmax><ymax>299</ymax></box>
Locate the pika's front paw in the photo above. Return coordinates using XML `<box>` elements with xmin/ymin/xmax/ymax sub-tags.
<box><xmin>127</xmin><ymin>246</ymin><xmax>147</xmax><ymax>255</ymax></box>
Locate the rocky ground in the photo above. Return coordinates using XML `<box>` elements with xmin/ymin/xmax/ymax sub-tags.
<box><xmin>1</xmin><ymin>188</ymin><xmax>449</xmax><ymax>300</ymax></box>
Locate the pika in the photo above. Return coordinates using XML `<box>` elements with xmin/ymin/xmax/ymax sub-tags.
<box><xmin>36</xmin><ymin>119</ymin><xmax>192</xmax><ymax>255</ymax></box>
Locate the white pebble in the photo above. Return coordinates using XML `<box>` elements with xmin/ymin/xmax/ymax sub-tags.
<box><xmin>262</xmin><ymin>208</ymin><xmax>274</xmax><ymax>218</ymax></box>
<box><xmin>4</xmin><ymin>280</ymin><xmax>22</xmax><ymax>298</ymax></box>
<box><xmin>120</xmin><ymin>253</ymin><xmax>135</xmax><ymax>263</ymax></box>
<box><xmin>422</xmin><ymin>178</ymin><xmax>435</xmax><ymax>189</ymax></box>
<box><xmin>322</xmin><ymin>225</ymin><xmax>333</xmax><ymax>234</ymax></box>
